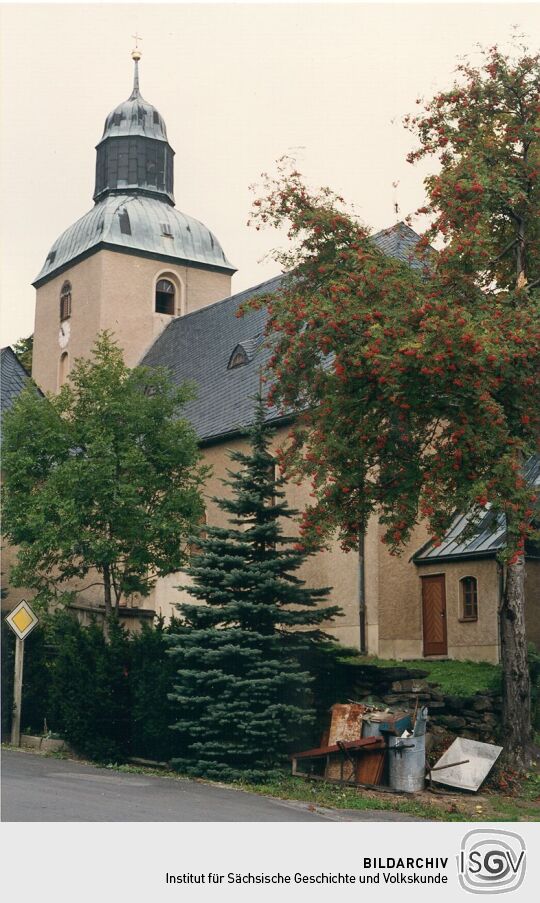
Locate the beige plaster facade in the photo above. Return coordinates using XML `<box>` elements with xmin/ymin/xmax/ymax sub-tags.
<box><xmin>145</xmin><ymin>430</ymin><xmax>540</xmax><ymax>664</ymax></box>
<box><xmin>4</xmin><ymin>410</ymin><xmax>539</xmax><ymax>661</ymax></box>
<box><xmin>32</xmin><ymin>249</ymin><xmax>231</xmax><ymax>394</ymax></box>
<box><xmin>151</xmin><ymin>431</ymin><xmax>363</xmax><ymax>649</ymax></box>
<box><xmin>23</xmin><ymin>231</ymin><xmax>540</xmax><ymax>666</ymax></box>
<box><xmin>414</xmin><ymin>559</ymin><xmax>501</xmax><ymax>664</ymax></box>
<box><xmin>525</xmin><ymin>560</ymin><xmax>540</xmax><ymax>649</ymax></box>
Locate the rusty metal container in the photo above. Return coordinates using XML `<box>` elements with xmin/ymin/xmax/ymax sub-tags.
<box><xmin>327</xmin><ymin>703</ymin><xmax>366</xmax><ymax>745</ymax></box>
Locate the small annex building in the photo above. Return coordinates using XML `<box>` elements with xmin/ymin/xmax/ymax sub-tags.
<box><xmin>3</xmin><ymin>54</ymin><xmax>539</xmax><ymax>664</ymax></box>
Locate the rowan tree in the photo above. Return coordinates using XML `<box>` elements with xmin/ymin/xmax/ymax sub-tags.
<box><xmin>2</xmin><ymin>333</ymin><xmax>208</xmax><ymax>616</ymax></box>
<box><xmin>245</xmin><ymin>44</ymin><xmax>540</xmax><ymax>768</ymax></box>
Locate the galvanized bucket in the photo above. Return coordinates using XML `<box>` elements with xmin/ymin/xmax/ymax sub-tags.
<box><xmin>388</xmin><ymin>733</ymin><xmax>426</xmax><ymax>793</ymax></box>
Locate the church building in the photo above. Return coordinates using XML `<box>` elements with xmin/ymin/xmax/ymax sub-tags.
<box><xmin>8</xmin><ymin>53</ymin><xmax>540</xmax><ymax>663</ymax></box>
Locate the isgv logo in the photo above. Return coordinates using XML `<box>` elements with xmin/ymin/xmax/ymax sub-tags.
<box><xmin>458</xmin><ymin>830</ymin><xmax>526</xmax><ymax>894</ymax></box>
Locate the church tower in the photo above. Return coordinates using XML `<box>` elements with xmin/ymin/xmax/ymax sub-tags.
<box><xmin>32</xmin><ymin>50</ymin><xmax>235</xmax><ymax>393</ymax></box>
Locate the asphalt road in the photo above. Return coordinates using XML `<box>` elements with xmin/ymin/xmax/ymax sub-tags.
<box><xmin>1</xmin><ymin>749</ymin><xmax>420</xmax><ymax>822</ymax></box>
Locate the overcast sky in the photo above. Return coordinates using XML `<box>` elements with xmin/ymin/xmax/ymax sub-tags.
<box><xmin>1</xmin><ymin>2</ymin><xmax>539</xmax><ymax>347</ymax></box>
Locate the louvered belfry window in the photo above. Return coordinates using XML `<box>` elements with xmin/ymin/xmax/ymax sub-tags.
<box><xmin>60</xmin><ymin>282</ymin><xmax>72</xmax><ymax>321</ymax></box>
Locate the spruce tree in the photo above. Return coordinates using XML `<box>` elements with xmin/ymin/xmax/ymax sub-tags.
<box><xmin>167</xmin><ymin>396</ymin><xmax>341</xmax><ymax>781</ymax></box>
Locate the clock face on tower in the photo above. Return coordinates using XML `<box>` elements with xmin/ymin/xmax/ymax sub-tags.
<box><xmin>58</xmin><ymin>319</ymin><xmax>70</xmax><ymax>348</ymax></box>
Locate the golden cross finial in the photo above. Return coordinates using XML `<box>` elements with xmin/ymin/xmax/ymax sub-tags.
<box><xmin>131</xmin><ymin>32</ymin><xmax>142</xmax><ymax>61</ymax></box>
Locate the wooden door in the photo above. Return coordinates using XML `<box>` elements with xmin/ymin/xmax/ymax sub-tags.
<box><xmin>421</xmin><ymin>575</ymin><xmax>448</xmax><ymax>656</ymax></box>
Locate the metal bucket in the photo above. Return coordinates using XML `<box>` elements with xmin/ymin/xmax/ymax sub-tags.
<box><xmin>388</xmin><ymin>734</ymin><xmax>426</xmax><ymax>793</ymax></box>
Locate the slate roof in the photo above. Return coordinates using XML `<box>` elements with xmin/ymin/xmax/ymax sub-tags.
<box><xmin>0</xmin><ymin>347</ymin><xmax>41</xmax><ymax>446</ymax></box>
<box><xmin>1</xmin><ymin>347</ymin><xmax>31</xmax><ymax>412</ymax></box>
<box><xmin>141</xmin><ymin>275</ymin><xmax>283</xmax><ymax>443</ymax></box>
<box><xmin>140</xmin><ymin>223</ymin><xmax>428</xmax><ymax>443</ymax></box>
<box><xmin>414</xmin><ymin>457</ymin><xmax>540</xmax><ymax>563</ymax></box>
<box><xmin>372</xmin><ymin>221</ymin><xmax>431</xmax><ymax>271</ymax></box>
<box><xmin>34</xmin><ymin>195</ymin><xmax>235</xmax><ymax>286</ymax></box>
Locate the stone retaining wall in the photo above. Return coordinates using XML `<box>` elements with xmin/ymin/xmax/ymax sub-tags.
<box><xmin>347</xmin><ymin>665</ymin><xmax>501</xmax><ymax>743</ymax></box>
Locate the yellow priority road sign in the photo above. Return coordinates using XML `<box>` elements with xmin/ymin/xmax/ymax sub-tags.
<box><xmin>5</xmin><ymin>599</ymin><xmax>39</xmax><ymax>641</ymax></box>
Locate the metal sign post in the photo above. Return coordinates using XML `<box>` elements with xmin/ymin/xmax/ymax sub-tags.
<box><xmin>4</xmin><ymin>600</ymin><xmax>39</xmax><ymax>747</ymax></box>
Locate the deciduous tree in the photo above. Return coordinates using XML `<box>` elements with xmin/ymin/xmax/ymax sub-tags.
<box><xmin>11</xmin><ymin>334</ymin><xmax>33</xmax><ymax>373</ymax></box>
<box><xmin>246</xmin><ymin>44</ymin><xmax>539</xmax><ymax>767</ymax></box>
<box><xmin>2</xmin><ymin>333</ymin><xmax>208</xmax><ymax>617</ymax></box>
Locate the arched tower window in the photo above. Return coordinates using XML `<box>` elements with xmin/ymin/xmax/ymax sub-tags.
<box><xmin>155</xmin><ymin>278</ymin><xmax>175</xmax><ymax>315</ymax></box>
<box><xmin>460</xmin><ymin>576</ymin><xmax>478</xmax><ymax>621</ymax></box>
<box><xmin>59</xmin><ymin>352</ymin><xmax>70</xmax><ymax>387</ymax></box>
<box><xmin>60</xmin><ymin>281</ymin><xmax>72</xmax><ymax>321</ymax></box>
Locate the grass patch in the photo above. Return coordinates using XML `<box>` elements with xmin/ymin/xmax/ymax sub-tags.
<box><xmin>233</xmin><ymin>773</ymin><xmax>458</xmax><ymax>821</ymax></box>
<box><xmin>92</xmin><ymin>760</ymin><xmax>539</xmax><ymax>823</ymax></box>
<box><xmin>358</xmin><ymin>656</ymin><xmax>501</xmax><ymax>697</ymax></box>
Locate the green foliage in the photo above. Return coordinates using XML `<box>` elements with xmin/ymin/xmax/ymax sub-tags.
<box><xmin>11</xmin><ymin>334</ymin><xmax>33</xmax><ymax>373</ymax></box>
<box><xmin>0</xmin><ymin>612</ymin><xmax>187</xmax><ymax>761</ymax></box>
<box><xmin>2</xmin><ymin>333</ymin><xmax>208</xmax><ymax>614</ymax></box>
<box><xmin>245</xmin><ymin>44</ymin><xmax>539</xmax><ymax>766</ymax></box>
<box><xmin>246</xmin><ymin>44</ymin><xmax>539</xmax><ymax>562</ymax></box>
<box><xmin>1</xmin><ymin>621</ymin><xmax>51</xmax><ymax>738</ymax></box>
<box><xmin>129</xmin><ymin>617</ymin><xmax>184</xmax><ymax>761</ymax></box>
<box><xmin>362</xmin><ymin>655</ymin><xmax>502</xmax><ymax>698</ymax></box>
<box><xmin>405</xmin><ymin>43</ymin><xmax>540</xmax><ymax>293</ymax></box>
<box><xmin>168</xmin><ymin>396</ymin><xmax>342</xmax><ymax>781</ymax></box>
<box><xmin>20</xmin><ymin>624</ymin><xmax>52</xmax><ymax>734</ymax></box>
<box><xmin>1</xmin><ymin>625</ymin><xmax>15</xmax><ymax>737</ymax></box>
<box><xmin>46</xmin><ymin>613</ymin><xmax>131</xmax><ymax>761</ymax></box>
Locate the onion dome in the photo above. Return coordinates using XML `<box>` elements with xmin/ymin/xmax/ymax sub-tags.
<box><xmin>93</xmin><ymin>54</ymin><xmax>175</xmax><ymax>205</ymax></box>
<box><xmin>34</xmin><ymin>52</ymin><xmax>236</xmax><ymax>286</ymax></box>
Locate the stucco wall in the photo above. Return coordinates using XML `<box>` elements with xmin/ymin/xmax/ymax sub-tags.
<box><xmin>363</xmin><ymin>514</ymin><xmax>380</xmax><ymax>655</ymax></box>
<box><xmin>525</xmin><ymin>559</ymin><xmax>540</xmax><ymax>649</ymax></box>
<box><xmin>376</xmin><ymin>522</ymin><xmax>431</xmax><ymax>660</ymax></box>
<box><xmin>33</xmin><ymin>249</ymin><xmax>232</xmax><ymax>392</ymax></box>
<box><xmin>33</xmin><ymin>255</ymin><xmax>103</xmax><ymax>393</ymax></box>
<box><xmin>414</xmin><ymin>559</ymin><xmax>501</xmax><ymax>663</ymax></box>
<box><xmin>141</xmin><ymin>433</ymin><xmax>536</xmax><ymax>665</ymax></box>
<box><xmin>98</xmin><ymin>251</ymin><xmax>232</xmax><ymax>368</ymax></box>
<box><xmin>152</xmin><ymin>430</ymin><xmax>365</xmax><ymax>649</ymax></box>
<box><xmin>28</xmin><ymin>248</ymin><xmax>538</xmax><ymax>662</ymax></box>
